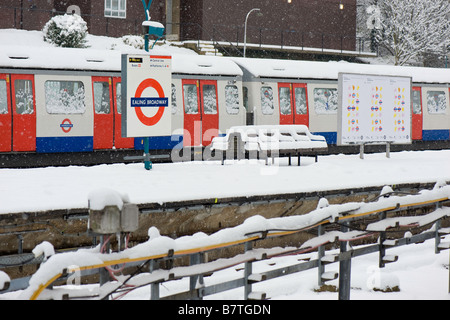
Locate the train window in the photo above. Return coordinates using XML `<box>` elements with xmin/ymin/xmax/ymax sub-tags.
<box><xmin>427</xmin><ymin>91</ymin><xmax>447</xmax><ymax>114</ymax></box>
<box><xmin>279</xmin><ymin>87</ymin><xmax>291</xmax><ymax>115</ymax></box>
<box><xmin>116</xmin><ymin>82</ymin><xmax>122</xmax><ymax>114</ymax></box>
<box><xmin>260</xmin><ymin>86</ymin><xmax>274</xmax><ymax>115</ymax></box>
<box><xmin>171</xmin><ymin>84</ymin><xmax>177</xmax><ymax>115</ymax></box>
<box><xmin>183</xmin><ymin>84</ymin><xmax>199</xmax><ymax>114</ymax></box>
<box><xmin>14</xmin><ymin>80</ymin><xmax>34</xmax><ymax>114</ymax></box>
<box><xmin>93</xmin><ymin>82</ymin><xmax>111</xmax><ymax>114</ymax></box>
<box><xmin>294</xmin><ymin>87</ymin><xmax>307</xmax><ymax>115</ymax></box>
<box><xmin>225</xmin><ymin>85</ymin><xmax>239</xmax><ymax>115</ymax></box>
<box><xmin>202</xmin><ymin>84</ymin><xmax>217</xmax><ymax>114</ymax></box>
<box><xmin>412</xmin><ymin>90</ymin><xmax>422</xmax><ymax>114</ymax></box>
<box><xmin>0</xmin><ymin>80</ymin><xmax>7</xmax><ymax>114</ymax></box>
<box><xmin>45</xmin><ymin>80</ymin><xmax>85</xmax><ymax>114</ymax></box>
<box><xmin>314</xmin><ymin>88</ymin><xmax>338</xmax><ymax>114</ymax></box>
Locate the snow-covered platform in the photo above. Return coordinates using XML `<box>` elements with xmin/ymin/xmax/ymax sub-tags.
<box><xmin>0</xmin><ymin>150</ymin><xmax>449</xmax><ymax>216</ymax></box>
<box><xmin>0</xmin><ymin>150</ymin><xmax>449</xmax><ymax>254</ymax></box>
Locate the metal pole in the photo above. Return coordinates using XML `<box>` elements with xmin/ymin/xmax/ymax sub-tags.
<box><xmin>244</xmin><ymin>8</ymin><xmax>260</xmax><ymax>58</ymax></box>
<box><xmin>142</xmin><ymin>0</ymin><xmax>153</xmax><ymax>171</ymax></box>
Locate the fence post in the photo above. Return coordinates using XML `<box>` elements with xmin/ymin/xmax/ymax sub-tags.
<box><xmin>317</xmin><ymin>224</ymin><xmax>325</xmax><ymax>286</ymax></box>
<box><xmin>379</xmin><ymin>212</ymin><xmax>387</xmax><ymax>268</ymax></box>
<box><xmin>149</xmin><ymin>259</ymin><xmax>160</xmax><ymax>300</ymax></box>
<box><xmin>189</xmin><ymin>252</ymin><xmax>205</xmax><ymax>300</ymax></box>
<box><xmin>338</xmin><ymin>221</ymin><xmax>351</xmax><ymax>300</ymax></box>
<box><xmin>244</xmin><ymin>241</ymin><xmax>253</xmax><ymax>300</ymax></box>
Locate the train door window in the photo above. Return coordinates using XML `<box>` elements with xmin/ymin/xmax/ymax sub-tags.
<box><xmin>171</xmin><ymin>83</ymin><xmax>178</xmax><ymax>115</ymax></box>
<box><xmin>314</xmin><ymin>88</ymin><xmax>338</xmax><ymax>114</ymax></box>
<box><xmin>260</xmin><ymin>86</ymin><xmax>274</xmax><ymax>115</ymax></box>
<box><xmin>115</xmin><ymin>82</ymin><xmax>122</xmax><ymax>114</ymax></box>
<box><xmin>0</xmin><ymin>76</ymin><xmax>11</xmax><ymax>152</ymax></box>
<box><xmin>279</xmin><ymin>86</ymin><xmax>292</xmax><ymax>115</ymax></box>
<box><xmin>45</xmin><ymin>80</ymin><xmax>85</xmax><ymax>114</ymax></box>
<box><xmin>243</xmin><ymin>86</ymin><xmax>249</xmax><ymax>111</ymax></box>
<box><xmin>14</xmin><ymin>79</ymin><xmax>34</xmax><ymax>114</ymax></box>
<box><xmin>93</xmin><ymin>81</ymin><xmax>111</xmax><ymax>114</ymax></box>
<box><xmin>426</xmin><ymin>90</ymin><xmax>447</xmax><ymax>114</ymax></box>
<box><xmin>294</xmin><ymin>87</ymin><xmax>307</xmax><ymax>115</ymax></box>
<box><xmin>183</xmin><ymin>84</ymin><xmax>199</xmax><ymax>114</ymax></box>
<box><xmin>0</xmin><ymin>79</ymin><xmax>7</xmax><ymax>114</ymax></box>
<box><xmin>202</xmin><ymin>84</ymin><xmax>217</xmax><ymax>114</ymax></box>
<box><xmin>412</xmin><ymin>89</ymin><xmax>422</xmax><ymax>114</ymax></box>
<box><xmin>225</xmin><ymin>85</ymin><xmax>239</xmax><ymax>115</ymax></box>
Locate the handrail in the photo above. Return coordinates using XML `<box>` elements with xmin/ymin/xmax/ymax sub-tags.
<box><xmin>20</xmin><ymin>183</ymin><xmax>449</xmax><ymax>300</ymax></box>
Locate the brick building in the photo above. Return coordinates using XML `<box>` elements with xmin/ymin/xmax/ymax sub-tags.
<box><xmin>0</xmin><ymin>0</ymin><xmax>358</xmax><ymax>54</ymax></box>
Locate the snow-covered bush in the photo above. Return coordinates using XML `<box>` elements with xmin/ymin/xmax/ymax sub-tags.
<box><xmin>122</xmin><ymin>35</ymin><xmax>145</xmax><ymax>49</ymax></box>
<box><xmin>43</xmin><ymin>14</ymin><xmax>88</xmax><ymax>48</ymax></box>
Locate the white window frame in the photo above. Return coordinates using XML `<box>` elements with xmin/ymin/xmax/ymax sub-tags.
<box><xmin>104</xmin><ymin>0</ymin><xmax>127</xmax><ymax>19</ymax></box>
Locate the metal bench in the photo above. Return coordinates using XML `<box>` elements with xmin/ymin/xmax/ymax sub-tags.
<box><xmin>211</xmin><ymin>125</ymin><xmax>328</xmax><ymax>165</ymax></box>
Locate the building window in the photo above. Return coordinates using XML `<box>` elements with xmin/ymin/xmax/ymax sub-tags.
<box><xmin>104</xmin><ymin>0</ymin><xmax>127</xmax><ymax>19</ymax></box>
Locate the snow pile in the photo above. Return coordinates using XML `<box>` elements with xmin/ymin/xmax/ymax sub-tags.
<box><xmin>0</xmin><ymin>272</ymin><xmax>10</xmax><ymax>291</ymax></box>
<box><xmin>32</xmin><ymin>242</ymin><xmax>55</xmax><ymax>260</ymax></box>
<box><xmin>88</xmin><ymin>188</ymin><xmax>130</xmax><ymax>211</ymax></box>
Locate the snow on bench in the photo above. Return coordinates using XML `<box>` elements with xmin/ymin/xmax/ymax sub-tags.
<box><xmin>211</xmin><ymin>125</ymin><xmax>328</xmax><ymax>165</ymax></box>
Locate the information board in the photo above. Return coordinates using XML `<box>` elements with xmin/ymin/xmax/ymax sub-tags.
<box><xmin>338</xmin><ymin>73</ymin><xmax>412</xmax><ymax>145</ymax></box>
<box><xmin>122</xmin><ymin>54</ymin><xmax>172</xmax><ymax>138</ymax></box>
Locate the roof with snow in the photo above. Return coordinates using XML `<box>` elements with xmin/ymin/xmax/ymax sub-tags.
<box><xmin>0</xmin><ymin>45</ymin><xmax>243</xmax><ymax>77</ymax></box>
<box><xmin>232</xmin><ymin>57</ymin><xmax>450</xmax><ymax>84</ymax></box>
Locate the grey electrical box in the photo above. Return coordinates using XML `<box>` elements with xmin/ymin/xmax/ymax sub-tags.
<box><xmin>89</xmin><ymin>205</ymin><xmax>122</xmax><ymax>235</ymax></box>
<box><xmin>120</xmin><ymin>203</ymin><xmax>139</xmax><ymax>233</ymax></box>
<box><xmin>89</xmin><ymin>203</ymin><xmax>139</xmax><ymax>235</ymax></box>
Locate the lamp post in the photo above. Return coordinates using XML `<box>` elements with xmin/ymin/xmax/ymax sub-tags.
<box><xmin>244</xmin><ymin>8</ymin><xmax>261</xmax><ymax>58</ymax></box>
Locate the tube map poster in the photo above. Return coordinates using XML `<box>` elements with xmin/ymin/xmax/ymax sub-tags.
<box><xmin>338</xmin><ymin>73</ymin><xmax>412</xmax><ymax>145</ymax></box>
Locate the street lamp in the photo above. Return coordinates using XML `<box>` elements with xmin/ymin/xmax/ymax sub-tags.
<box><xmin>244</xmin><ymin>8</ymin><xmax>261</xmax><ymax>58</ymax></box>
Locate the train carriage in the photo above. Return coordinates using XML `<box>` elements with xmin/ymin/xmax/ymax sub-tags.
<box><xmin>232</xmin><ymin>57</ymin><xmax>450</xmax><ymax>145</ymax></box>
<box><xmin>0</xmin><ymin>44</ymin><xmax>449</xmax><ymax>165</ymax></box>
<box><xmin>0</xmin><ymin>48</ymin><xmax>246</xmax><ymax>155</ymax></box>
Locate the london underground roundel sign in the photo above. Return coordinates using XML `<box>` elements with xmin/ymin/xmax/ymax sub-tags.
<box><xmin>122</xmin><ymin>54</ymin><xmax>172</xmax><ymax>138</ymax></box>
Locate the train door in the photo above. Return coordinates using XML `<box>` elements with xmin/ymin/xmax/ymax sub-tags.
<box><xmin>411</xmin><ymin>86</ymin><xmax>423</xmax><ymax>140</ymax></box>
<box><xmin>278</xmin><ymin>83</ymin><xmax>309</xmax><ymax>126</ymax></box>
<box><xmin>182</xmin><ymin>79</ymin><xmax>219</xmax><ymax>147</ymax></box>
<box><xmin>199</xmin><ymin>79</ymin><xmax>219</xmax><ymax>146</ymax></box>
<box><xmin>92</xmin><ymin>76</ymin><xmax>113</xmax><ymax>149</ymax></box>
<box><xmin>278</xmin><ymin>83</ymin><xmax>293</xmax><ymax>125</ymax></box>
<box><xmin>0</xmin><ymin>74</ymin><xmax>12</xmax><ymax>152</ymax></box>
<box><xmin>293</xmin><ymin>83</ymin><xmax>309</xmax><ymax>127</ymax></box>
<box><xmin>112</xmin><ymin>77</ymin><xmax>134</xmax><ymax>149</ymax></box>
<box><xmin>11</xmin><ymin>74</ymin><xmax>36</xmax><ymax>152</ymax></box>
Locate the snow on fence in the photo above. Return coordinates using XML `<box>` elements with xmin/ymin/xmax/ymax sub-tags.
<box><xmin>7</xmin><ymin>182</ymin><xmax>450</xmax><ymax>300</ymax></box>
<box><xmin>211</xmin><ymin>125</ymin><xmax>328</xmax><ymax>165</ymax></box>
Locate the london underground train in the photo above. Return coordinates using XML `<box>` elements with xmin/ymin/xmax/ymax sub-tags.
<box><xmin>0</xmin><ymin>46</ymin><xmax>449</xmax><ymax>165</ymax></box>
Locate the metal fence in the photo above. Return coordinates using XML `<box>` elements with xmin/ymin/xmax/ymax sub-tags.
<box><xmin>2</xmin><ymin>183</ymin><xmax>449</xmax><ymax>300</ymax></box>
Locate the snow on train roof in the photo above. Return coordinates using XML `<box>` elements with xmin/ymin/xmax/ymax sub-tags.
<box><xmin>232</xmin><ymin>57</ymin><xmax>450</xmax><ymax>84</ymax></box>
<box><xmin>0</xmin><ymin>46</ymin><xmax>242</xmax><ymax>77</ymax></box>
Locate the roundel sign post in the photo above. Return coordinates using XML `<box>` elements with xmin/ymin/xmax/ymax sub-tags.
<box><xmin>122</xmin><ymin>54</ymin><xmax>172</xmax><ymax>169</ymax></box>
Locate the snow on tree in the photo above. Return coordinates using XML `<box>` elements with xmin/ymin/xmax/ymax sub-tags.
<box><xmin>365</xmin><ymin>0</ymin><xmax>450</xmax><ymax>66</ymax></box>
<box><xmin>43</xmin><ymin>14</ymin><xmax>88</xmax><ymax>48</ymax></box>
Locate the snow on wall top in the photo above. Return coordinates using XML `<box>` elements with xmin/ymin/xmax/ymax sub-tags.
<box><xmin>232</xmin><ymin>57</ymin><xmax>450</xmax><ymax>84</ymax></box>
